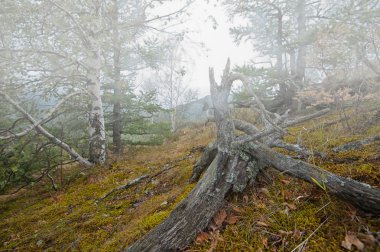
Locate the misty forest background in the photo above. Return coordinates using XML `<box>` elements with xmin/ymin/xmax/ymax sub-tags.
<box><xmin>1</xmin><ymin>0</ymin><xmax>380</xmax><ymax>251</ymax></box>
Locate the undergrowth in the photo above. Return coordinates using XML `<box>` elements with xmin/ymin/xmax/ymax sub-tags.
<box><xmin>0</xmin><ymin>127</ymin><xmax>214</xmax><ymax>251</ymax></box>
<box><xmin>1</xmin><ymin>106</ymin><xmax>380</xmax><ymax>252</ymax></box>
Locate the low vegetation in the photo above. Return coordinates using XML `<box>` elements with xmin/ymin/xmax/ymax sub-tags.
<box><xmin>1</xmin><ymin>107</ymin><xmax>379</xmax><ymax>251</ymax></box>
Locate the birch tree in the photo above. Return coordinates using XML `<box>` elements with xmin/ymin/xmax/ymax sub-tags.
<box><xmin>150</xmin><ymin>36</ymin><xmax>198</xmax><ymax>132</ymax></box>
<box><xmin>0</xmin><ymin>0</ymin><xmax>108</xmax><ymax>164</ymax></box>
<box><xmin>103</xmin><ymin>0</ymin><xmax>193</xmax><ymax>152</ymax></box>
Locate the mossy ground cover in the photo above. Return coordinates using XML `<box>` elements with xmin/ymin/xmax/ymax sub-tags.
<box><xmin>189</xmin><ymin>106</ymin><xmax>380</xmax><ymax>252</ymax></box>
<box><xmin>1</xmin><ymin>106</ymin><xmax>380</xmax><ymax>252</ymax></box>
<box><xmin>0</xmin><ymin>127</ymin><xmax>214</xmax><ymax>251</ymax></box>
<box><xmin>189</xmin><ymin>169</ymin><xmax>380</xmax><ymax>251</ymax></box>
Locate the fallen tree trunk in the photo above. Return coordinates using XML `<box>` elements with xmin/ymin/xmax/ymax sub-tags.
<box><xmin>125</xmin><ymin>155</ymin><xmax>232</xmax><ymax>251</ymax></box>
<box><xmin>190</xmin><ymin>109</ymin><xmax>331</xmax><ymax>183</ymax></box>
<box><xmin>126</xmin><ymin>153</ymin><xmax>261</xmax><ymax>251</ymax></box>
<box><xmin>248</xmin><ymin>142</ymin><xmax>380</xmax><ymax>215</ymax></box>
<box><xmin>125</xmin><ymin>59</ymin><xmax>380</xmax><ymax>251</ymax></box>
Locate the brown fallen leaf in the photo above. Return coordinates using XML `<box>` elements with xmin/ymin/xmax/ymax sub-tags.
<box><xmin>232</xmin><ymin>206</ymin><xmax>243</xmax><ymax>213</ymax></box>
<box><xmin>293</xmin><ymin>229</ymin><xmax>303</xmax><ymax>241</ymax></box>
<box><xmin>341</xmin><ymin>234</ymin><xmax>365</xmax><ymax>251</ymax></box>
<box><xmin>225</xmin><ymin>215</ymin><xmax>240</xmax><ymax>225</ymax></box>
<box><xmin>281</xmin><ymin>179</ymin><xmax>291</xmax><ymax>185</ymax></box>
<box><xmin>50</xmin><ymin>193</ymin><xmax>64</xmax><ymax>204</ymax></box>
<box><xmin>256</xmin><ymin>221</ymin><xmax>270</xmax><ymax>227</ymax></box>
<box><xmin>346</xmin><ymin>205</ymin><xmax>357</xmax><ymax>221</ymax></box>
<box><xmin>213</xmin><ymin>209</ymin><xmax>227</xmax><ymax>228</ymax></box>
<box><xmin>243</xmin><ymin>195</ymin><xmax>249</xmax><ymax>203</ymax></box>
<box><xmin>259</xmin><ymin>187</ymin><xmax>270</xmax><ymax>197</ymax></box>
<box><xmin>196</xmin><ymin>232</ymin><xmax>210</xmax><ymax>245</ymax></box>
<box><xmin>279</xmin><ymin>230</ymin><xmax>293</xmax><ymax>236</ymax></box>
<box><xmin>284</xmin><ymin>202</ymin><xmax>297</xmax><ymax>211</ymax></box>
<box><xmin>262</xmin><ymin>237</ymin><xmax>268</xmax><ymax>248</ymax></box>
<box><xmin>357</xmin><ymin>233</ymin><xmax>376</xmax><ymax>246</ymax></box>
<box><xmin>282</xmin><ymin>190</ymin><xmax>293</xmax><ymax>200</ymax></box>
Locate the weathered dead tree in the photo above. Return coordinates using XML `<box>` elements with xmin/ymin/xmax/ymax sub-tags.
<box><xmin>126</xmin><ymin>59</ymin><xmax>262</xmax><ymax>251</ymax></box>
<box><xmin>125</xmin><ymin>59</ymin><xmax>380</xmax><ymax>251</ymax></box>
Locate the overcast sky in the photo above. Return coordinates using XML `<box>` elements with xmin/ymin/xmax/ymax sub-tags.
<box><xmin>160</xmin><ymin>0</ymin><xmax>255</xmax><ymax>97</ymax></box>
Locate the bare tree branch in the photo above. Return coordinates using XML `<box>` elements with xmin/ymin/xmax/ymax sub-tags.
<box><xmin>0</xmin><ymin>91</ymin><xmax>92</xmax><ymax>167</ymax></box>
<box><xmin>0</xmin><ymin>91</ymin><xmax>84</xmax><ymax>140</ymax></box>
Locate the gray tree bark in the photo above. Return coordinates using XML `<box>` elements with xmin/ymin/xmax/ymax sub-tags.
<box><xmin>126</xmin><ymin>59</ymin><xmax>260</xmax><ymax>251</ymax></box>
<box><xmin>276</xmin><ymin>10</ymin><xmax>284</xmax><ymax>75</ymax></box>
<box><xmin>49</xmin><ymin>1</ymin><xmax>107</xmax><ymax>164</ymax></box>
<box><xmin>295</xmin><ymin>0</ymin><xmax>306</xmax><ymax>84</ymax></box>
<box><xmin>248</xmin><ymin>142</ymin><xmax>380</xmax><ymax>214</ymax></box>
<box><xmin>111</xmin><ymin>0</ymin><xmax>123</xmax><ymax>153</ymax></box>
<box><xmin>125</xmin><ymin>59</ymin><xmax>380</xmax><ymax>251</ymax></box>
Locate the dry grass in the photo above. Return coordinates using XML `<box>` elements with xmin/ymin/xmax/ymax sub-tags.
<box><xmin>1</xmin><ymin>108</ymin><xmax>380</xmax><ymax>251</ymax></box>
<box><xmin>0</xmin><ymin>126</ymin><xmax>215</xmax><ymax>251</ymax></box>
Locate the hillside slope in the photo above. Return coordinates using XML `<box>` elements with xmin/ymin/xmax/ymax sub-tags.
<box><xmin>1</xmin><ymin>108</ymin><xmax>380</xmax><ymax>251</ymax></box>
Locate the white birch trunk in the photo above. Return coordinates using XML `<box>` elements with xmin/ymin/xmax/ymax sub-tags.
<box><xmin>170</xmin><ymin>107</ymin><xmax>177</xmax><ymax>133</ymax></box>
<box><xmin>86</xmin><ymin>38</ymin><xmax>106</xmax><ymax>164</ymax></box>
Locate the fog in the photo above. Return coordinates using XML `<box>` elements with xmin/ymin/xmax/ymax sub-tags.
<box><xmin>1</xmin><ymin>1</ymin><xmax>380</xmax><ymax>250</ymax></box>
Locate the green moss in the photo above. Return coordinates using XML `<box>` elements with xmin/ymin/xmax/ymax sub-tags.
<box><xmin>175</xmin><ymin>184</ymin><xmax>195</xmax><ymax>203</ymax></box>
<box><xmin>190</xmin><ymin>163</ymin><xmax>380</xmax><ymax>252</ymax></box>
<box><xmin>1</xmin><ymin>114</ymin><xmax>379</xmax><ymax>252</ymax></box>
<box><xmin>139</xmin><ymin>210</ymin><xmax>171</xmax><ymax>230</ymax></box>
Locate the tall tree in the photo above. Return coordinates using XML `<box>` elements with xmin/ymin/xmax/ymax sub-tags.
<box><xmin>105</xmin><ymin>0</ymin><xmax>192</xmax><ymax>152</ymax></box>
<box><xmin>295</xmin><ymin>0</ymin><xmax>306</xmax><ymax>83</ymax></box>
<box><xmin>1</xmin><ymin>0</ymin><xmax>193</xmax><ymax>161</ymax></box>
<box><xmin>226</xmin><ymin>0</ymin><xmax>291</xmax><ymax>74</ymax></box>
<box><xmin>0</xmin><ymin>0</ymin><xmax>108</xmax><ymax>164</ymax></box>
<box><xmin>148</xmin><ymin>36</ymin><xmax>198</xmax><ymax>132</ymax></box>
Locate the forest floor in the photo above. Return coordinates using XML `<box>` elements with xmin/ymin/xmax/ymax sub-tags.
<box><xmin>1</xmin><ymin>105</ymin><xmax>380</xmax><ymax>252</ymax></box>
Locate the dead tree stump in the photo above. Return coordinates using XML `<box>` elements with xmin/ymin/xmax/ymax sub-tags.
<box><xmin>125</xmin><ymin>59</ymin><xmax>380</xmax><ymax>251</ymax></box>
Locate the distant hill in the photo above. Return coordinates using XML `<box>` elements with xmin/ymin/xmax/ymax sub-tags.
<box><xmin>154</xmin><ymin>95</ymin><xmax>213</xmax><ymax>125</ymax></box>
<box><xmin>177</xmin><ymin>95</ymin><xmax>212</xmax><ymax>122</ymax></box>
